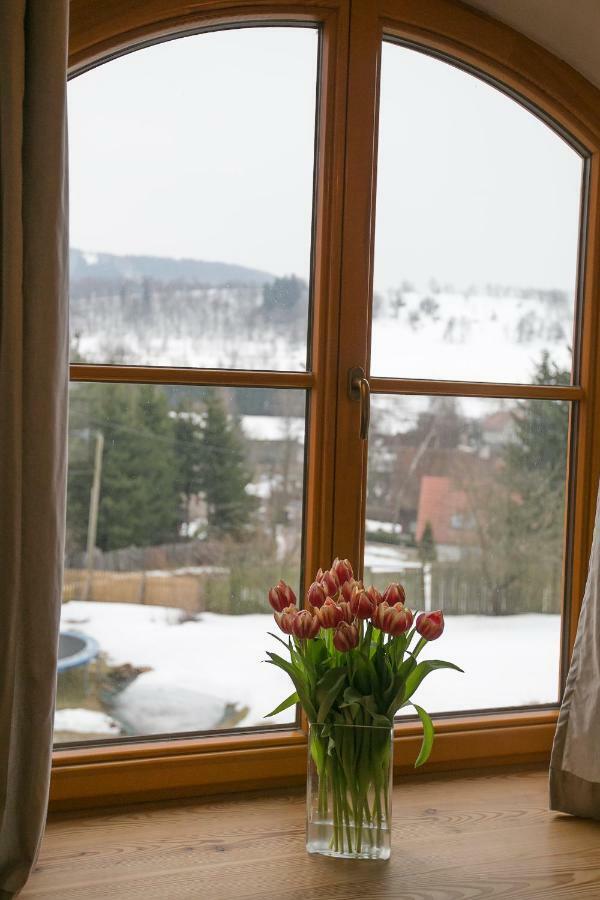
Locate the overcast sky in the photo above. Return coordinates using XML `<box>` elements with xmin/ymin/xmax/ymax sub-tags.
<box><xmin>68</xmin><ymin>27</ymin><xmax>583</xmax><ymax>293</ymax></box>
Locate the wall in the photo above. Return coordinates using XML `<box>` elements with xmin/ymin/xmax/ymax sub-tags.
<box><xmin>463</xmin><ymin>0</ymin><xmax>600</xmax><ymax>89</ymax></box>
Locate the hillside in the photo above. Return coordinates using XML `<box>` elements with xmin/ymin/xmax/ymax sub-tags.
<box><xmin>70</xmin><ymin>248</ymin><xmax>275</xmax><ymax>287</ymax></box>
<box><xmin>69</xmin><ymin>249</ymin><xmax>574</xmax><ymax>381</ymax></box>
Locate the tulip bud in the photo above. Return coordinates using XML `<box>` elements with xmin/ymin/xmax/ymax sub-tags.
<box><xmin>274</xmin><ymin>604</ymin><xmax>298</xmax><ymax>634</ymax></box>
<box><xmin>333</xmin><ymin>621</ymin><xmax>359</xmax><ymax>652</ymax></box>
<box><xmin>320</xmin><ymin>569</ymin><xmax>340</xmax><ymax>598</ymax></box>
<box><xmin>292</xmin><ymin>609</ymin><xmax>320</xmax><ymax>639</ymax></box>
<box><xmin>268</xmin><ymin>580</ymin><xmax>296</xmax><ymax>612</ymax></box>
<box><xmin>350</xmin><ymin>587</ymin><xmax>377</xmax><ymax>620</ymax></box>
<box><xmin>317</xmin><ymin>598</ymin><xmax>343</xmax><ymax>629</ymax></box>
<box><xmin>371</xmin><ymin>600</ymin><xmax>390</xmax><ymax>631</ymax></box>
<box><xmin>307</xmin><ymin>581</ymin><xmax>327</xmax><ymax>610</ymax></box>
<box><xmin>382</xmin><ymin>583</ymin><xmax>406</xmax><ymax>606</ymax></box>
<box><xmin>332</xmin><ymin>557</ymin><xmax>354</xmax><ymax>586</ymax></box>
<box><xmin>337</xmin><ymin>600</ymin><xmax>354</xmax><ymax>624</ymax></box>
<box><xmin>384</xmin><ymin>603</ymin><xmax>413</xmax><ymax>636</ymax></box>
<box><xmin>367</xmin><ymin>585</ymin><xmax>383</xmax><ymax>606</ymax></box>
<box><xmin>416</xmin><ymin>610</ymin><xmax>444</xmax><ymax>641</ymax></box>
<box><xmin>340</xmin><ymin>578</ymin><xmax>359</xmax><ymax>604</ymax></box>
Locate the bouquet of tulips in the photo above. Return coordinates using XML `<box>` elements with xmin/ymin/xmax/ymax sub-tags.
<box><xmin>264</xmin><ymin>558</ymin><xmax>462</xmax><ymax>856</ymax></box>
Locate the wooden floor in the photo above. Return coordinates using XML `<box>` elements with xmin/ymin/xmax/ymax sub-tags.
<box><xmin>22</xmin><ymin>768</ymin><xmax>600</xmax><ymax>899</ymax></box>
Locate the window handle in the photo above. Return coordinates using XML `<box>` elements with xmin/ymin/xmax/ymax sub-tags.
<box><xmin>348</xmin><ymin>366</ymin><xmax>370</xmax><ymax>441</ymax></box>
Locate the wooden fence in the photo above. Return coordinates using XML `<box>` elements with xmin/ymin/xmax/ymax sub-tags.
<box><xmin>63</xmin><ymin>569</ymin><xmax>222</xmax><ymax>615</ymax></box>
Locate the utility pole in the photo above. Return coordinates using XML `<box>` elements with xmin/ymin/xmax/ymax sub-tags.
<box><xmin>84</xmin><ymin>430</ymin><xmax>104</xmax><ymax>601</ymax></box>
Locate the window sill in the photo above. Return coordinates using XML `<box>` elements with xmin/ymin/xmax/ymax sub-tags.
<box><xmin>30</xmin><ymin>767</ymin><xmax>577</xmax><ymax>899</ymax></box>
<box><xmin>50</xmin><ymin>708</ymin><xmax>557</xmax><ymax>812</ymax></box>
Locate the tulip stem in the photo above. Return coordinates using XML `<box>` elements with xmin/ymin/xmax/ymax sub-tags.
<box><xmin>413</xmin><ymin>636</ymin><xmax>427</xmax><ymax>658</ymax></box>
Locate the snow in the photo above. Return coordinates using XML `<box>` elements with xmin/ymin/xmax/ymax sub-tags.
<box><xmin>371</xmin><ymin>289</ymin><xmax>573</xmax><ymax>385</ymax></box>
<box><xmin>58</xmin><ymin>601</ymin><xmax>560</xmax><ymax>737</ymax></box>
<box><xmin>240</xmin><ymin>415</ymin><xmax>305</xmax><ymax>443</ymax></box>
<box><xmin>72</xmin><ymin>286</ymin><xmax>573</xmax><ymax>386</ymax></box>
<box><xmin>364</xmin><ymin>543</ymin><xmax>422</xmax><ymax>573</ymax></box>
<box><xmin>54</xmin><ymin>708</ymin><xmax>121</xmax><ymax>735</ymax></box>
<box><xmin>366</xmin><ymin>519</ymin><xmax>403</xmax><ymax>535</ymax></box>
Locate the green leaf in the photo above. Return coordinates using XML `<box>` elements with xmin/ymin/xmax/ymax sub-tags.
<box><xmin>384</xmin><ymin>672</ymin><xmax>408</xmax><ymax>719</ymax></box>
<box><xmin>316</xmin><ymin>668</ymin><xmax>347</xmax><ymax>723</ymax></box>
<box><xmin>265</xmin><ymin>652</ymin><xmax>317</xmax><ymax>722</ymax></box>
<box><xmin>402</xmin><ymin>659</ymin><xmax>463</xmax><ymax>705</ymax></box>
<box><xmin>389</xmin><ymin>632</ymin><xmax>408</xmax><ymax>667</ymax></box>
<box><xmin>264</xmin><ymin>692</ymin><xmax>299</xmax><ymax>718</ymax></box>
<box><xmin>413</xmin><ymin>703</ymin><xmax>434</xmax><ymax>767</ymax></box>
<box><xmin>267</xmin><ymin>631</ymin><xmax>291</xmax><ymax>651</ymax></box>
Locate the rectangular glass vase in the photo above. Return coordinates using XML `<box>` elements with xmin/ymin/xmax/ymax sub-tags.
<box><xmin>306</xmin><ymin>722</ymin><xmax>393</xmax><ymax>860</ymax></box>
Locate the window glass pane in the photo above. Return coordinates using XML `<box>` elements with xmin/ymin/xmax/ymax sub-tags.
<box><xmin>68</xmin><ymin>28</ymin><xmax>318</xmax><ymax>371</ymax></box>
<box><xmin>365</xmin><ymin>390</ymin><xmax>568</xmax><ymax>712</ymax></box>
<box><xmin>372</xmin><ymin>42</ymin><xmax>583</xmax><ymax>384</ymax></box>
<box><xmin>56</xmin><ymin>383</ymin><xmax>306</xmax><ymax>743</ymax></box>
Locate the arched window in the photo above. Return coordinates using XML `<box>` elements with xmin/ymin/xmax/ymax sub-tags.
<box><xmin>54</xmin><ymin>0</ymin><xmax>600</xmax><ymax>807</ymax></box>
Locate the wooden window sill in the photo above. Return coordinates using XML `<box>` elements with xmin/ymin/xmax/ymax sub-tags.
<box><xmin>26</xmin><ymin>767</ymin><xmax>599</xmax><ymax>898</ymax></box>
<box><xmin>50</xmin><ymin>709</ymin><xmax>558</xmax><ymax>811</ymax></box>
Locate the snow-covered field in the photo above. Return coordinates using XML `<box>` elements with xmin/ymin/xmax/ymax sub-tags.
<box><xmin>58</xmin><ymin>601</ymin><xmax>560</xmax><ymax>738</ymax></box>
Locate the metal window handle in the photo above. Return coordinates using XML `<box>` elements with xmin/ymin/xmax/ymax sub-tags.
<box><xmin>348</xmin><ymin>366</ymin><xmax>371</xmax><ymax>441</ymax></box>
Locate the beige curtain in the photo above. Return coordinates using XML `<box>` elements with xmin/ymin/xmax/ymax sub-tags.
<box><xmin>550</xmin><ymin>483</ymin><xmax>600</xmax><ymax>819</ymax></box>
<box><xmin>0</xmin><ymin>1</ymin><xmax>69</xmax><ymax>895</ymax></box>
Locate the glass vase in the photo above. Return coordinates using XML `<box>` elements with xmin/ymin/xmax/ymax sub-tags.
<box><xmin>306</xmin><ymin>722</ymin><xmax>393</xmax><ymax>860</ymax></box>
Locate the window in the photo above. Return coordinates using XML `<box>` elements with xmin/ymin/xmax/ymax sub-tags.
<box><xmin>54</xmin><ymin>0</ymin><xmax>600</xmax><ymax>807</ymax></box>
<box><xmin>60</xmin><ymin>27</ymin><xmax>318</xmax><ymax>743</ymax></box>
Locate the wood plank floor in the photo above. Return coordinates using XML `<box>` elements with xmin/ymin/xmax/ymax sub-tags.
<box><xmin>22</xmin><ymin>768</ymin><xmax>600</xmax><ymax>899</ymax></box>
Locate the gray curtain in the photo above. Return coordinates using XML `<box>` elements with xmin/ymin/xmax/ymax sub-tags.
<box><xmin>550</xmin><ymin>483</ymin><xmax>600</xmax><ymax>819</ymax></box>
<box><xmin>0</xmin><ymin>1</ymin><xmax>69</xmax><ymax>895</ymax></box>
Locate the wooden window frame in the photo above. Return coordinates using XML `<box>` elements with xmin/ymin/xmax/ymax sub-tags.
<box><xmin>53</xmin><ymin>0</ymin><xmax>600</xmax><ymax>812</ymax></box>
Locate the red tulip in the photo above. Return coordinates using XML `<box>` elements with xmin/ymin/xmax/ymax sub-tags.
<box><xmin>384</xmin><ymin>603</ymin><xmax>413</xmax><ymax>636</ymax></box>
<box><xmin>350</xmin><ymin>587</ymin><xmax>377</xmax><ymax>620</ymax></box>
<box><xmin>268</xmin><ymin>580</ymin><xmax>296</xmax><ymax>612</ymax></box>
<box><xmin>371</xmin><ymin>600</ymin><xmax>390</xmax><ymax>630</ymax></box>
<box><xmin>382</xmin><ymin>583</ymin><xmax>406</xmax><ymax>606</ymax></box>
<box><xmin>333</xmin><ymin>621</ymin><xmax>359</xmax><ymax>652</ymax></box>
<box><xmin>416</xmin><ymin>610</ymin><xmax>444</xmax><ymax>641</ymax></box>
<box><xmin>317</xmin><ymin>598</ymin><xmax>343</xmax><ymax>629</ymax></box>
<box><xmin>292</xmin><ymin>609</ymin><xmax>320</xmax><ymax>639</ymax></box>
<box><xmin>332</xmin><ymin>557</ymin><xmax>354</xmax><ymax>586</ymax></box>
<box><xmin>320</xmin><ymin>569</ymin><xmax>340</xmax><ymax>598</ymax></box>
<box><xmin>274</xmin><ymin>605</ymin><xmax>298</xmax><ymax>634</ymax></box>
<box><xmin>337</xmin><ymin>600</ymin><xmax>354</xmax><ymax>624</ymax></box>
<box><xmin>307</xmin><ymin>581</ymin><xmax>327</xmax><ymax>609</ymax></box>
<box><xmin>341</xmin><ymin>578</ymin><xmax>360</xmax><ymax>604</ymax></box>
<box><xmin>367</xmin><ymin>585</ymin><xmax>383</xmax><ymax>606</ymax></box>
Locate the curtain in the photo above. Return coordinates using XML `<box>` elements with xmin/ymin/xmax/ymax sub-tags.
<box><xmin>550</xmin><ymin>484</ymin><xmax>600</xmax><ymax>819</ymax></box>
<box><xmin>0</xmin><ymin>1</ymin><xmax>69</xmax><ymax>895</ymax></box>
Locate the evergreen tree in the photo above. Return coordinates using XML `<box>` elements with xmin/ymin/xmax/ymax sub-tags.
<box><xmin>130</xmin><ymin>383</ymin><xmax>180</xmax><ymax>547</ymax></box>
<box><xmin>173</xmin><ymin>403</ymin><xmax>203</xmax><ymax>529</ymax></box>
<box><xmin>198</xmin><ymin>394</ymin><xmax>255</xmax><ymax>538</ymax></box>
<box><xmin>418</xmin><ymin>521</ymin><xmax>437</xmax><ymax>564</ymax></box>
<box><xmin>66</xmin><ymin>382</ymin><xmax>181</xmax><ymax>553</ymax></box>
<box><xmin>464</xmin><ymin>352</ymin><xmax>570</xmax><ymax>613</ymax></box>
<box><xmin>500</xmin><ymin>351</ymin><xmax>569</xmax><ymax>610</ymax></box>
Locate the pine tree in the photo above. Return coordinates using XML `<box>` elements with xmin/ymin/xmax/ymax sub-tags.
<box><xmin>418</xmin><ymin>521</ymin><xmax>437</xmax><ymax>564</ymax></box>
<box><xmin>173</xmin><ymin>403</ymin><xmax>203</xmax><ymax>529</ymax></box>
<box><xmin>66</xmin><ymin>382</ymin><xmax>181</xmax><ymax>553</ymax></box>
<box><xmin>198</xmin><ymin>394</ymin><xmax>255</xmax><ymax>538</ymax></box>
<box><xmin>131</xmin><ymin>383</ymin><xmax>179</xmax><ymax>547</ymax></box>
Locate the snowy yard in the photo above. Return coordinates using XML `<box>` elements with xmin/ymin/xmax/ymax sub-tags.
<box><xmin>57</xmin><ymin>601</ymin><xmax>561</xmax><ymax>738</ymax></box>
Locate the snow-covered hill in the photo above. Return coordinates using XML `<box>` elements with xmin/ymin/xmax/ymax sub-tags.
<box><xmin>70</xmin><ymin>250</ymin><xmax>574</xmax><ymax>381</ymax></box>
